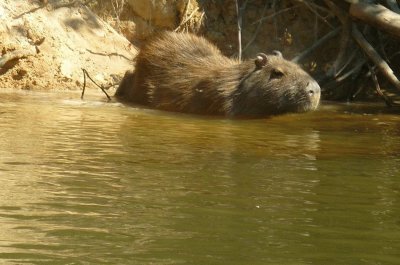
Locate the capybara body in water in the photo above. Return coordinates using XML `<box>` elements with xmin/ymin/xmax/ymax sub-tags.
<box><xmin>115</xmin><ymin>31</ymin><xmax>320</xmax><ymax>117</ymax></box>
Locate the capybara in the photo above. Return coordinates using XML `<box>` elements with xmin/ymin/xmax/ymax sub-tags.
<box><xmin>115</xmin><ymin>31</ymin><xmax>320</xmax><ymax>117</ymax></box>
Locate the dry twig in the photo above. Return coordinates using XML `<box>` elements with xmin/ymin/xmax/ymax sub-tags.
<box><xmin>367</xmin><ymin>63</ymin><xmax>393</xmax><ymax>107</ymax></box>
<box><xmin>175</xmin><ymin>4</ymin><xmax>199</xmax><ymax>32</ymax></box>
<box><xmin>81</xmin><ymin>68</ymin><xmax>112</xmax><ymax>101</ymax></box>
<box><xmin>292</xmin><ymin>27</ymin><xmax>341</xmax><ymax>63</ymax></box>
<box><xmin>252</xmin><ymin>5</ymin><xmax>300</xmax><ymax>25</ymax></box>
<box><xmin>53</xmin><ymin>0</ymin><xmax>95</xmax><ymax>9</ymax></box>
<box><xmin>242</xmin><ymin>1</ymin><xmax>269</xmax><ymax>53</ymax></box>
<box><xmin>111</xmin><ymin>0</ymin><xmax>126</xmax><ymax>32</ymax></box>
<box><xmin>85</xmin><ymin>48</ymin><xmax>132</xmax><ymax>61</ymax></box>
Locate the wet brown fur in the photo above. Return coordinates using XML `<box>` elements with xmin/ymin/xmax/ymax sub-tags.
<box><xmin>116</xmin><ymin>31</ymin><xmax>320</xmax><ymax>116</ymax></box>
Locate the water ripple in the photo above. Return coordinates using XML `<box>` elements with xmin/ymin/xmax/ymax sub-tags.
<box><xmin>0</xmin><ymin>92</ymin><xmax>400</xmax><ymax>264</ymax></box>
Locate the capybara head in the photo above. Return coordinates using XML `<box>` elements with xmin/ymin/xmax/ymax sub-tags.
<box><xmin>232</xmin><ymin>52</ymin><xmax>320</xmax><ymax>116</ymax></box>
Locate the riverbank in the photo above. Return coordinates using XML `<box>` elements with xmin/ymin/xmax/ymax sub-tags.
<box><xmin>0</xmin><ymin>0</ymin><xmax>137</xmax><ymax>91</ymax></box>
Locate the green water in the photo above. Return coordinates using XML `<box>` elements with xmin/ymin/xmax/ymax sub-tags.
<box><xmin>0</xmin><ymin>91</ymin><xmax>399</xmax><ymax>265</ymax></box>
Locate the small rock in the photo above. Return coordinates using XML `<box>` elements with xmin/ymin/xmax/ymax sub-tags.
<box><xmin>60</xmin><ymin>60</ymin><xmax>74</xmax><ymax>79</ymax></box>
<box><xmin>12</xmin><ymin>69</ymin><xmax>27</xmax><ymax>80</ymax></box>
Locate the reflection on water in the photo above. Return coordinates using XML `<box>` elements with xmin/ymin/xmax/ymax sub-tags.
<box><xmin>0</xmin><ymin>92</ymin><xmax>399</xmax><ymax>264</ymax></box>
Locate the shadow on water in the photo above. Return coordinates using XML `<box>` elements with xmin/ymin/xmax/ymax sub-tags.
<box><xmin>0</xmin><ymin>92</ymin><xmax>399</xmax><ymax>264</ymax></box>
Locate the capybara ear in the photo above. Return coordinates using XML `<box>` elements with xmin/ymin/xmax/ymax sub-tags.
<box><xmin>255</xmin><ymin>53</ymin><xmax>268</xmax><ymax>69</ymax></box>
<box><xmin>272</xmin><ymin>50</ymin><xmax>283</xmax><ymax>58</ymax></box>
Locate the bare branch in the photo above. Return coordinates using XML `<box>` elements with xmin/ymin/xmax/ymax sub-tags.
<box><xmin>350</xmin><ymin>3</ymin><xmax>400</xmax><ymax>39</ymax></box>
<box><xmin>292</xmin><ymin>27</ymin><xmax>341</xmax><ymax>63</ymax></box>
<box><xmin>352</xmin><ymin>24</ymin><xmax>400</xmax><ymax>92</ymax></box>
<box><xmin>242</xmin><ymin>1</ymin><xmax>269</xmax><ymax>53</ymax></box>
<box><xmin>385</xmin><ymin>0</ymin><xmax>400</xmax><ymax>14</ymax></box>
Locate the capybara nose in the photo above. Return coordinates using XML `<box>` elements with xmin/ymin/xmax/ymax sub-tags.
<box><xmin>305</xmin><ymin>79</ymin><xmax>321</xmax><ymax>110</ymax></box>
<box><xmin>307</xmin><ymin>80</ymin><xmax>321</xmax><ymax>98</ymax></box>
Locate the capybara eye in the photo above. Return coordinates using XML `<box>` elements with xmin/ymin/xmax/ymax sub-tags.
<box><xmin>270</xmin><ymin>69</ymin><xmax>284</xmax><ymax>80</ymax></box>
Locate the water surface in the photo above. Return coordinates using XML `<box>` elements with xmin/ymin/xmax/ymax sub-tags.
<box><xmin>0</xmin><ymin>91</ymin><xmax>399</xmax><ymax>264</ymax></box>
